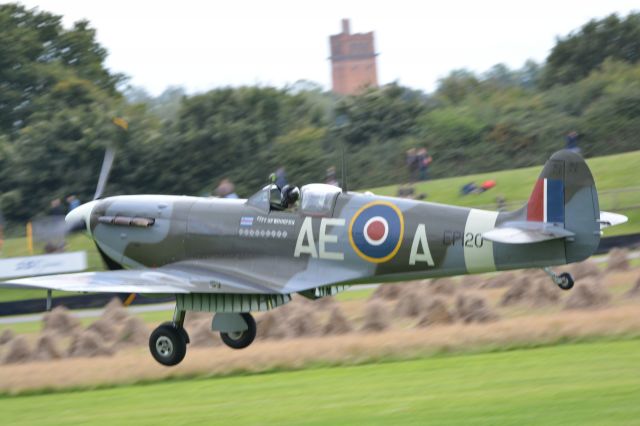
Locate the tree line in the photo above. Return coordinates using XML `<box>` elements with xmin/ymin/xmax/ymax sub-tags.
<box><xmin>1</xmin><ymin>3</ymin><xmax>639</xmax><ymax>226</ymax></box>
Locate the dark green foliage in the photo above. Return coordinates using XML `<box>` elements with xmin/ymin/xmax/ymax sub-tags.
<box><xmin>1</xmin><ymin>5</ymin><xmax>640</xmax><ymax>226</ymax></box>
<box><xmin>542</xmin><ymin>13</ymin><xmax>640</xmax><ymax>88</ymax></box>
<box><xmin>335</xmin><ymin>83</ymin><xmax>427</xmax><ymax>145</ymax></box>
<box><xmin>0</xmin><ymin>4</ymin><xmax>122</xmax><ymax>134</ymax></box>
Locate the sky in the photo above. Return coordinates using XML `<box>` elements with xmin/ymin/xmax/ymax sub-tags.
<box><xmin>13</xmin><ymin>0</ymin><xmax>640</xmax><ymax>96</ymax></box>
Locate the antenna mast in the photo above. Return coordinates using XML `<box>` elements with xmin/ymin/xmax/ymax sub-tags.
<box><xmin>341</xmin><ymin>141</ymin><xmax>348</xmax><ymax>193</ymax></box>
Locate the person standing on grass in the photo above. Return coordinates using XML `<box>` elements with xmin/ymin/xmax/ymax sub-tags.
<box><xmin>417</xmin><ymin>148</ymin><xmax>433</xmax><ymax>181</ymax></box>
<box><xmin>565</xmin><ymin>131</ymin><xmax>581</xmax><ymax>154</ymax></box>
<box><xmin>406</xmin><ymin>148</ymin><xmax>418</xmax><ymax>183</ymax></box>
<box><xmin>66</xmin><ymin>194</ymin><xmax>81</xmax><ymax>212</ymax></box>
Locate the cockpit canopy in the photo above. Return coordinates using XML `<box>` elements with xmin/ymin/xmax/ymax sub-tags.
<box><xmin>247</xmin><ymin>183</ymin><xmax>341</xmax><ymax>215</ymax></box>
<box><xmin>299</xmin><ymin>184</ymin><xmax>341</xmax><ymax>215</ymax></box>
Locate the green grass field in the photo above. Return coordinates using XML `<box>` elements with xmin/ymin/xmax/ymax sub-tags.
<box><xmin>1</xmin><ymin>339</ymin><xmax>639</xmax><ymax>425</ymax></box>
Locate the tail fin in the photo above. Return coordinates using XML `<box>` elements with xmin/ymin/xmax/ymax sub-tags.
<box><xmin>483</xmin><ymin>150</ymin><xmax>601</xmax><ymax>262</ymax></box>
<box><xmin>527</xmin><ymin>150</ymin><xmax>600</xmax><ymax>262</ymax></box>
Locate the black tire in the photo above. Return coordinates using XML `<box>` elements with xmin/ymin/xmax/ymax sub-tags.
<box><xmin>149</xmin><ymin>324</ymin><xmax>187</xmax><ymax>366</ymax></box>
<box><xmin>160</xmin><ymin>321</ymin><xmax>190</xmax><ymax>344</ymax></box>
<box><xmin>220</xmin><ymin>313</ymin><xmax>256</xmax><ymax>349</ymax></box>
<box><xmin>558</xmin><ymin>272</ymin><xmax>575</xmax><ymax>291</ymax></box>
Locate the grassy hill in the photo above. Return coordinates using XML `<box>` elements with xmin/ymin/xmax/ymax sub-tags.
<box><xmin>369</xmin><ymin>150</ymin><xmax>640</xmax><ymax>236</ymax></box>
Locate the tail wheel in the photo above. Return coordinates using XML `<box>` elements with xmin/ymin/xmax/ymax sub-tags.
<box><xmin>220</xmin><ymin>313</ymin><xmax>256</xmax><ymax>349</ymax></box>
<box><xmin>558</xmin><ymin>272</ymin><xmax>574</xmax><ymax>291</ymax></box>
<box><xmin>149</xmin><ymin>324</ymin><xmax>187</xmax><ymax>366</ymax></box>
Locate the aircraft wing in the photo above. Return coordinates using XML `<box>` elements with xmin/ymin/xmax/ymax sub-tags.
<box><xmin>0</xmin><ymin>264</ymin><xmax>286</xmax><ymax>295</ymax></box>
<box><xmin>482</xmin><ymin>221</ymin><xmax>575</xmax><ymax>244</ymax></box>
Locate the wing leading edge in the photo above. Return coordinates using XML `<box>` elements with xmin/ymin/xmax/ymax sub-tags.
<box><xmin>0</xmin><ymin>266</ymin><xmax>287</xmax><ymax>295</ymax></box>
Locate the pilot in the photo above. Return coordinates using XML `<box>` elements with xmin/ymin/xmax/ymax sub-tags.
<box><xmin>280</xmin><ymin>184</ymin><xmax>300</xmax><ymax>209</ymax></box>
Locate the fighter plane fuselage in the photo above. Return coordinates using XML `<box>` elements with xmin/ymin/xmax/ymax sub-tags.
<box><xmin>88</xmin><ymin>188</ymin><xmax>575</xmax><ymax>295</ymax></box>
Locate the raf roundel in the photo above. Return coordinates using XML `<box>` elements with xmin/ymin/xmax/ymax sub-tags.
<box><xmin>349</xmin><ymin>201</ymin><xmax>404</xmax><ymax>263</ymax></box>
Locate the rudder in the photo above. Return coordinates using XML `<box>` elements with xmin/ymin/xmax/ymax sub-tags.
<box><xmin>526</xmin><ymin>150</ymin><xmax>600</xmax><ymax>262</ymax></box>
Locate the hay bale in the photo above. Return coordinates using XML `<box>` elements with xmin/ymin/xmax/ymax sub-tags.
<box><xmin>288</xmin><ymin>308</ymin><xmax>319</xmax><ymax>338</ymax></box>
<box><xmin>322</xmin><ymin>306</ymin><xmax>353</xmax><ymax>335</ymax></box>
<box><xmin>393</xmin><ymin>289</ymin><xmax>426</xmax><ymax>317</ymax></box>
<box><xmin>87</xmin><ymin>318</ymin><xmax>118</xmax><ymax>341</ymax></box>
<box><xmin>564</xmin><ymin>279</ymin><xmax>611</xmax><ymax>310</ymax></box>
<box><xmin>2</xmin><ymin>335</ymin><xmax>31</xmax><ymax>364</ymax></box>
<box><xmin>428</xmin><ymin>278</ymin><xmax>457</xmax><ymax>296</ymax></box>
<box><xmin>361</xmin><ymin>300</ymin><xmax>390</xmax><ymax>332</ymax></box>
<box><xmin>570</xmin><ymin>259</ymin><xmax>602</xmax><ymax>280</ymax></box>
<box><xmin>607</xmin><ymin>248</ymin><xmax>630</xmax><ymax>272</ymax></box>
<box><xmin>417</xmin><ymin>297</ymin><xmax>454</xmax><ymax>327</ymax></box>
<box><xmin>624</xmin><ymin>276</ymin><xmax>640</xmax><ymax>298</ymax></box>
<box><xmin>529</xmin><ymin>280</ymin><xmax>562</xmax><ymax>307</ymax></box>
<box><xmin>190</xmin><ymin>319</ymin><xmax>220</xmax><ymax>347</ymax></box>
<box><xmin>289</xmin><ymin>295</ymin><xmax>313</xmax><ymax>308</ymax></box>
<box><xmin>276</xmin><ymin>300</ymin><xmax>308</xmax><ymax>321</ymax></box>
<box><xmin>521</xmin><ymin>269</ymin><xmax>548</xmax><ymax>280</ymax></box>
<box><xmin>499</xmin><ymin>276</ymin><xmax>533</xmax><ymax>306</ymax></box>
<box><xmin>117</xmin><ymin>316</ymin><xmax>149</xmax><ymax>346</ymax></box>
<box><xmin>42</xmin><ymin>306</ymin><xmax>81</xmax><ymax>335</ymax></box>
<box><xmin>481</xmin><ymin>272</ymin><xmax>516</xmax><ymax>289</ymax></box>
<box><xmin>499</xmin><ymin>275</ymin><xmax>561</xmax><ymax>307</ymax></box>
<box><xmin>32</xmin><ymin>333</ymin><xmax>62</xmax><ymax>361</ymax></box>
<box><xmin>0</xmin><ymin>329</ymin><xmax>15</xmax><ymax>345</ymax></box>
<box><xmin>102</xmin><ymin>297</ymin><xmax>129</xmax><ymax>323</ymax></box>
<box><xmin>185</xmin><ymin>311</ymin><xmax>210</xmax><ymax>326</ymax></box>
<box><xmin>369</xmin><ymin>284</ymin><xmax>402</xmax><ymax>301</ymax></box>
<box><xmin>313</xmin><ymin>296</ymin><xmax>337</xmax><ymax>310</ymax></box>
<box><xmin>68</xmin><ymin>330</ymin><xmax>115</xmax><ymax>358</ymax></box>
<box><xmin>455</xmin><ymin>293</ymin><xmax>499</xmax><ymax>324</ymax></box>
<box><xmin>460</xmin><ymin>275</ymin><xmax>483</xmax><ymax>288</ymax></box>
<box><xmin>257</xmin><ymin>311</ymin><xmax>290</xmax><ymax>340</ymax></box>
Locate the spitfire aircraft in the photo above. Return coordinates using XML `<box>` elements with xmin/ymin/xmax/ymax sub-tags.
<box><xmin>1</xmin><ymin>150</ymin><xmax>627</xmax><ymax>366</ymax></box>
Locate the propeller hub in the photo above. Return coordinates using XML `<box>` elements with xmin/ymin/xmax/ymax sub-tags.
<box><xmin>65</xmin><ymin>200</ymin><xmax>98</xmax><ymax>234</ymax></box>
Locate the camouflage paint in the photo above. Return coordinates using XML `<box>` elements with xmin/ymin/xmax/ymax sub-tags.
<box><xmin>79</xmin><ymin>150</ymin><xmax>599</xmax><ymax>297</ymax></box>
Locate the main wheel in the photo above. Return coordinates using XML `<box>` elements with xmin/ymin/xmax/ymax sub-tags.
<box><xmin>220</xmin><ymin>313</ymin><xmax>256</xmax><ymax>349</ymax></box>
<box><xmin>160</xmin><ymin>321</ymin><xmax>190</xmax><ymax>344</ymax></box>
<box><xmin>558</xmin><ymin>272</ymin><xmax>574</xmax><ymax>291</ymax></box>
<box><xmin>149</xmin><ymin>324</ymin><xmax>187</xmax><ymax>366</ymax></box>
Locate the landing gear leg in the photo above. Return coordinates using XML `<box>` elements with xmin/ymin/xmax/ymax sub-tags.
<box><xmin>149</xmin><ymin>308</ymin><xmax>189</xmax><ymax>366</ymax></box>
<box><xmin>543</xmin><ymin>267</ymin><xmax>574</xmax><ymax>291</ymax></box>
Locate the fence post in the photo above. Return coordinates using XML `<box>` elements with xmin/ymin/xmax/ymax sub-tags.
<box><xmin>26</xmin><ymin>221</ymin><xmax>34</xmax><ymax>255</ymax></box>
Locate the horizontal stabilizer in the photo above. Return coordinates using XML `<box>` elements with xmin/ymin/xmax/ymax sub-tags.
<box><xmin>483</xmin><ymin>221</ymin><xmax>575</xmax><ymax>244</ymax></box>
<box><xmin>598</xmin><ymin>211</ymin><xmax>628</xmax><ymax>229</ymax></box>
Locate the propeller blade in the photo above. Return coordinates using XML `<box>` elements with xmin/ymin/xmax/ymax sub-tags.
<box><xmin>94</xmin><ymin>146</ymin><xmax>115</xmax><ymax>200</ymax></box>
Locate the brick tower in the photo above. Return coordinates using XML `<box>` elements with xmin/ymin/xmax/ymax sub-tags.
<box><xmin>329</xmin><ymin>19</ymin><xmax>378</xmax><ymax>95</ymax></box>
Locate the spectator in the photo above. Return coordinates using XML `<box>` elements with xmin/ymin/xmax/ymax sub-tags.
<box><xmin>275</xmin><ymin>167</ymin><xmax>288</xmax><ymax>189</ymax></box>
<box><xmin>417</xmin><ymin>148</ymin><xmax>433</xmax><ymax>181</ymax></box>
<box><xmin>66</xmin><ymin>194</ymin><xmax>81</xmax><ymax>211</ymax></box>
<box><xmin>215</xmin><ymin>178</ymin><xmax>239</xmax><ymax>199</ymax></box>
<box><xmin>325</xmin><ymin>166</ymin><xmax>339</xmax><ymax>187</ymax></box>
<box><xmin>49</xmin><ymin>198</ymin><xmax>65</xmax><ymax>216</ymax></box>
<box><xmin>480</xmin><ymin>180</ymin><xmax>496</xmax><ymax>191</ymax></box>
<box><xmin>406</xmin><ymin>148</ymin><xmax>418</xmax><ymax>182</ymax></box>
<box><xmin>565</xmin><ymin>131</ymin><xmax>580</xmax><ymax>154</ymax></box>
